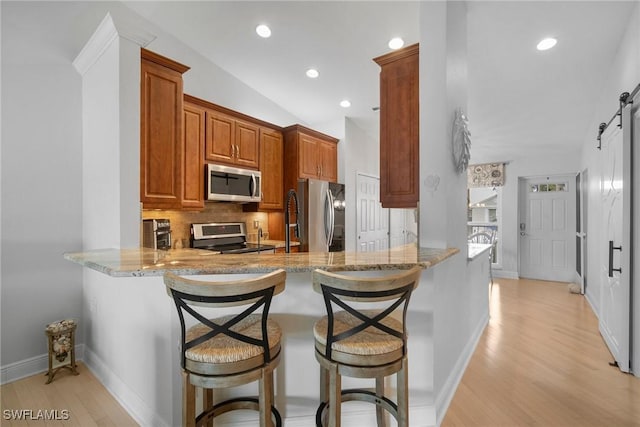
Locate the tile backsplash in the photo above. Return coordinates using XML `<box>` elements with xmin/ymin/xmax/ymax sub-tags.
<box><xmin>143</xmin><ymin>203</ymin><xmax>268</xmax><ymax>248</ymax></box>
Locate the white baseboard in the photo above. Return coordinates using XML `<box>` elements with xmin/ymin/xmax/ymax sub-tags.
<box><xmin>493</xmin><ymin>269</ymin><xmax>519</xmax><ymax>279</ymax></box>
<box><xmin>435</xmin><ymin>310</ymin><xmax>490</xmax><ymax>426</ymax></box>
<box><xmin>82</xmin><ymin>346</ymin><xmax>169</xmax><ymax>427</ymax></box>
<box><xmin>1</xmin><ymin>344</ymin><xmax>85</xmax><ymax>385</ymax></box>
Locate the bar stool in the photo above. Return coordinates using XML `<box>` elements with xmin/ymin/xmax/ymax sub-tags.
<box><xmin>164</xmin><ymin>270</ymin><xmax>286</xmax><ymax>427</ymax></box>
<box><xmin>312</xmin><ymin>267</ymin><xmax>422</xmax><ymax>427</ymax></box>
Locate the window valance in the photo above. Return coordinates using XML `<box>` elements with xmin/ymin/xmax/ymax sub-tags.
<box><xmin>467</xmin><ymin>163</ymin><xmax>505</xmax><ymax>187</ymax></box>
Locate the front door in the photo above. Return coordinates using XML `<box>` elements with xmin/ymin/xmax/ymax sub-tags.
<box><xmin>356</xmin><ymin>173</ymin><xmax>389</xmax><ymax>252</ymax></box>
<box><xmin>519</xmin><ymin>175</ymin><xmax>576</xmax><ymax>282</ymax></box>
<box><xmin>598</xmin><ymin>104</ymin><xmax>632</xmax><ymax>373</ymax></box>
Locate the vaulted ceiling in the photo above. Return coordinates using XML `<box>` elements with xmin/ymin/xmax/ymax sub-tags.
<box><xmin>125</xmin><ymin>1</ymin><xmax>636</xmax><ymax>163</ymax></box>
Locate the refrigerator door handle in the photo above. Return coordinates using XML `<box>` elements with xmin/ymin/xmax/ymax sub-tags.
<box><xmin>324</xmin><ymin>188</ymin><xmax>335</xmax><ymax>251</ymax></box>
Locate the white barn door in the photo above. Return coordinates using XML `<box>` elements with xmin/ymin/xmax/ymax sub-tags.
<box><xmin>598</xmin><ymin>105</ymin><xmax>632</xmax><ymax>373</ymax></box>
<box><xmin>356</xmin><ymin>173</ymin><xmax>389</xmax><ymax>252</ymax></box>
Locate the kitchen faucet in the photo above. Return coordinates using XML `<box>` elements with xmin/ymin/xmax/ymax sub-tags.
<box><xmin>257</xmin><ymin>227</ymin><xmax>263</xmax><ymax>251</ymax></box>
<box><xmin>284</xmin><ymin>189</ymin><xmax>299</xmax><ymax>253</ymax></box>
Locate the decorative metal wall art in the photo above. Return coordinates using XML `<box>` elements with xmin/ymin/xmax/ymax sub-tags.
<box><xmin>452</xmin><ymin>108</ymin><xmax>471</xmax><ymax>174</ymax></box>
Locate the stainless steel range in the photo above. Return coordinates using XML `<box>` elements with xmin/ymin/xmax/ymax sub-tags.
<box><xmin>190</xmin><ymin>222</ymin><xmax>276</xmax><ymax>254</ymax></box>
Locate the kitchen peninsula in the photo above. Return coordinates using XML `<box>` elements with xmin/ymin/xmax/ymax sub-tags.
<box><xmin>65</xmin><ymin>244</ymin><xmax>464</xmax><ymax>426</ymax></box>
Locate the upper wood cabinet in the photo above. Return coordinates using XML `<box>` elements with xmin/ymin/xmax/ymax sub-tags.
<box><xmin>283</xmin><ymin>125</ymin><xmax>339</xmax><ymax>185</ymax></box>
<box><xmin>182</xmin><ymin>101</ymin><xmax>205</xmax><ymax>209</ymax></box>
<box><xmin>140</xmin><ymin>49</ymin><xmax>190</xmax><ymax>210</ymax></box>
<box><xmin>373</xmin><ymin>43</ymin><xmax>419</xmax><ymax>209</ymax></box>
<box><xmin>205</xmin><ymin>111</ymin><xmax>259</xmax><ymax>170</ymax></box>
<box><xmin>257</xmin><ymin>128</ymin><xmax>284</xmax><ymax>210</ymax></box>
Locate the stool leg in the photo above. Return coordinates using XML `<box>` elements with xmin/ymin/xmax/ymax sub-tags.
<box><xmin>375</xmin><ymin>376</ymin><xmax>386</xmax><ymax>427</ymax></box>
<box><xmin>259</xmin><ymin>367</ymin><xmax>274</xmax><ymax>427</ymax></box>
<box><xmin>397</xmin><ymin>358</ymin><xmax>409</xmax><ymax>427</ymax></box>
<box><xmin>328</xmin><ymin>364</ymin><xmax>341</xmax><ymax>427</ymax></box>
<box><xmin>182</xmin><ymin>371</ymin><xmax>196</xmax><ymax>427</ymax></box>
<box><xmin>70</xmin><ymin>332</ymin><xmax>79</xmax><ymax>375</ymax></box>
<box><xmin>319</xmin><ymin>365</ymin><xmax>329</xmax><ymax>405</ymax></box>
<box><xmin>203</xmin><ymin>388</ymin><xmax>214</xmax><ymax>427</ymax></box>
<box><xmin>46</xmin><ymin>337</ymin><xmax>54</xmax><ymax>384</ymax></box>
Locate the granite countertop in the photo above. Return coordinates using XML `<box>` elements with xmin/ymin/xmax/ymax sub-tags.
<box><xmin>64</xmin><ymin>244</ymin><xmax>459</xmax><ymax>277</ymax></box>
<box><xmin>467</xmin><ymin>243</ymin><xmax>492</xmax><ymax>260</ymax></box>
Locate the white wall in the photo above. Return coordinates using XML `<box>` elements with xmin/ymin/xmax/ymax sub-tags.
<box><xmin>420</xmin><ymin>3</ymin><xmax>490</xmax><ymax>424</ymax></box>
<box><xmin>579</xmin><ymin>3</ymin><xmax>639</xmax><ymax>374</ymax></box>
<box><xmin>1</xmin><ymin>2</ymin><xmax>84</xmax><ymax>378</ymax></box>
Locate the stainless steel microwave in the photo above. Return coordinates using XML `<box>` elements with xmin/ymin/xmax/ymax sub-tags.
<box><xmin>206</xmin><ymin>163</ymin><xmax>262</xmax><ymax>203</ymax></box>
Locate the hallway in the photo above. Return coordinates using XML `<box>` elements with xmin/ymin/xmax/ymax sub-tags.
<box><xmin>442</xmin><ymin>278</ymin><xmax>640</xmax><ymax>426</ymax></box>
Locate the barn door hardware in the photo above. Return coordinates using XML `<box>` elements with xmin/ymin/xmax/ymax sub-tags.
<box><xmin>596</xmin><ymin>83</ymin><xmax>639</xmax><ymax>150</ymax></box>
<box><xmin>608</xmin><ymin>240</ymin><xmax>622</xmax><ymax>277</ymax></box>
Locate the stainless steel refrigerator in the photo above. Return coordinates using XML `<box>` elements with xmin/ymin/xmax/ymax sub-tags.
<box><xmin>298</xmin><ymin>179</ymin><xmax>345</xmax><ymax>252</ymax></box>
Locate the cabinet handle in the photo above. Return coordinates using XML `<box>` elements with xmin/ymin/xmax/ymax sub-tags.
<box><xmin>236</xmin><ymin>145</ymin><xmax>240</xmax><ymax>158</ymax></box>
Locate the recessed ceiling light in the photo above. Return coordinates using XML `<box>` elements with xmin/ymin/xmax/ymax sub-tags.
<box><xmin>306</xmin><ymin>68</ymin><xmax>319</xmax><ymax>79</ymax></box>
<box><xmin>536</xmin><ymin>37</ymin><xmax>557</xmax><ymax>51</ymax></box>
<box><xmin>340</xmin><ymin>100</ymin><xmax>351</xmax><ymax>108</ymax></box>
<box><xmin>388</xmin><ymin>37</ymin><xmax>404</xmax><ymax>50</ymax></box>
<box><xmin>256</xmin><ymin>24</ymin><xmax>271</xmax><ymax>38</ymax></box>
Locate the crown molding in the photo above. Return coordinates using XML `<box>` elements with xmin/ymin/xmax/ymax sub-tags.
<box><xmin>73</xmin><ymin>12</ymin><xmax>156</xmax><ymax>76</ymax></box>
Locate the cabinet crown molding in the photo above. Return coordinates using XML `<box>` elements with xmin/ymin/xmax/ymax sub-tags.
<box><xmin>373</xmin><ymin>43</ymin><xmax>419</xmax><ymax>66</ymax></box>
<box><xmin>141</xmin><ymin>49</ymin><xmax>190</xmax><ymax>74</ymax></box>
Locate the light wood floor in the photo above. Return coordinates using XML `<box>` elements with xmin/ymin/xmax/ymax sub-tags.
<box><xmin>443</xmin><ymin>278</ymin><xmax>640</xmax><ymax>427</ymax></box>
<box><xmin>2</xmin><ymin>278</ymin><xmax>638</xmax><ymax>426</ymax></box>
<box><xmin>1</xmin><ymin>362</ymin><xmax>138</xmax><ymax>426</ymax></box>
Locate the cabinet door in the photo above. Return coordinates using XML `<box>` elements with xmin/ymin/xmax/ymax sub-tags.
<box><xmin>140</xmin><ymin>58</ymin><xmax>183</xmax><ymax>209</ymax></box>
<box><xmin>259</xmin><ymin>128</ymin><xmax>283</xmax><ymax>210</ymax></box>
<box><xmin>376</xmin><ymin>45</ymin><xmax>419</xmax><ymax>208</ymax></box>
<box><xmin>235</xmin><ymin>120</ymin><xmax>260</xmax><ymax>169</ymax></box>
<box><xmin>205</xmin><ymin>111</ymin><xmax>235</xmax><ymax>165</ymax></box>
<box><xmin>299</xmin><ymin>133</ymin><xmax>320</xmax><ymax>179</ymax></box>
<box><xmin>319</xmin><ymin>140</ymin><xmax>337</xmax><ymax>182</ymax></box>
<box><xmin>182</xmin><ymin>102</ymin><xmax>205</xmax><ymax>209</ymax></box>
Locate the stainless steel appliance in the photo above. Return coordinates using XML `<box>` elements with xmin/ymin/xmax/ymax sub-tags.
<box><xmin>206</xmin><ymin>163</ymin><xmax>262</xmax><ymax>203</ymax></box>
<box><xmin>190</xmin><ymin>222</ymin><xmax>275</xmax><ymax>254</ymax></box>
<box><xmin>298</xmin><ymin>179</ymin><xmax>345</xmax><ymax>252</ymax></box>
<box><xmin>142</xmin><ymin>219</ymin><xmax>172</xmax><ymax>250</ymax></box>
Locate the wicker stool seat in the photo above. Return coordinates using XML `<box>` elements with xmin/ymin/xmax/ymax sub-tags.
<box><xmin>312</xmin><ymin>267</ymin><xmax>422</xmax><ymax>427</ymax></box>
<box><xmin>165</xmin><ymin>270</ymin><xmax>286</xmax><ymax>427</ymax></box>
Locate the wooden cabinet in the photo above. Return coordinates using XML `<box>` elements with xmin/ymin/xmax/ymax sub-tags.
<box><xmin>182</xmin><ymin>101</ymin><xmax>205</xmax><ymax>209</ymax></box>
<box><xmin>257</xmin><ymin>128</ymin><xmax>284</xmax><ymax>210</ymax></box>
<box><xmin>319</xmin><ymin>139</ymin><xmax>338</xmax><ymax>182</ymax></box>
<box><xmin>283</xmin><ymin>124</ymin><xmax>339</xmax><ymax>186</ymax></box>
<box><xmin>373</xmin><ymin>43</ymin><xmax>419</xmax><ymax>208</ymax></box>
<box><xmin>140</xmin><ymin>49</ymin><xmax>190</xmax><ymax>209</ymax></box>
<box><xmin>205</xmin><ymin>111</ymin><xmax>259</xmax><ymax>170</ymax></box>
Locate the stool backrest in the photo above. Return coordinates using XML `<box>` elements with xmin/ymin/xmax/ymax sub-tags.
<box><xmin>312</xmin><ymin>267</ymin><xmax>422</xmax><ymax>360</ymax></box>
<box><xmin>164</xmin><ymin>269</ymin><xmax>286</xmax><ymax>368</ymax></box>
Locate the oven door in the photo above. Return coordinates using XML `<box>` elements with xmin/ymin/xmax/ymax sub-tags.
<box><xmin>207</xmin><ymin>164</ymin><xmax>262</xmax><ymax>202</ymax></box>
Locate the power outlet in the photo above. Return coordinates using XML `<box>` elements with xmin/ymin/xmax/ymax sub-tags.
<box><xmin>253</xmin><ymin>220</ymin><xmax>260</xmax><ymax>229</ymax></box>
